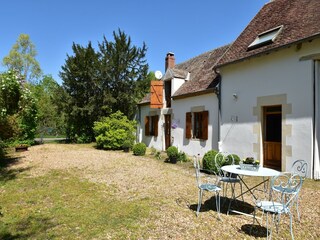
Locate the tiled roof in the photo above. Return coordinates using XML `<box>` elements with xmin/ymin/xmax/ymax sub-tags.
<box><xmin>172</xmin><ymin>44</ymin><xmax>230</xmax><ymax>98</ymax></box>
<box><xmin>217</xmin><ymin>0</ymin><xmax>320</xmax><ymax>67</ymax></box>
<box><xmin>138</xmin><ymin>44</ymin><xmax>229</xmax><ymax>104</ymax></box>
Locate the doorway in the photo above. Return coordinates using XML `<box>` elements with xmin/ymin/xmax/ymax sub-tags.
<box><xmin>263</xmin><ymin>105</ymin><xmax>282</xmax><ymax>170</ymax></box>
<box><xmin>164</xmin><ymin>114</ymin><xmax>171</xmax><ymax>150</ymax></box>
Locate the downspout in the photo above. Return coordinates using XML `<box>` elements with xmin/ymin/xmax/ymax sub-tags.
<box><xmin>214</xmin><ymin>68</ymin><xmax>222</xmax><ymax>151</ymax></box>
<box><xmin>313</xmin><ymin>60</ymin><xmax>320</xmax><ymax>180</ymax></box>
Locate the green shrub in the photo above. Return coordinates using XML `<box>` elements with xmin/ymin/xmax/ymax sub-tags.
<box><xmin>202</xmin><ymin>150</ymin><xmax>219</xmax><ymax>172</ymax></box>
<box><xmin>166</xmin><ymin>146</ymin><xmax>179</xmax><ymax>162</ymax></box>
<box><xmin>93</xmin><ymin>111</ymin><xmax>136</xmax><ymax>150</ymax></box>
<box><xmin>132</xmin><ymin>143</ymin><xmax>146</xmax><ymax>156</ymax></box>
<box><xmin>155</xmin><ymin>151</ymin><xmax>161</xmax><ymax>160</ymax></box>
<box><xmin>178</xmin><ymin>151</ymin><xmax>188</xmax><ymax>162</ymax></box>
<box><xmin>0</xmin><ymin>139</ymin><xmax>6</xmax><ymax>159</ymax></box>
<box><xmin>226</xmin><ymin>154</ymin><xmax>240</xmax><ymax>165</ymax></box>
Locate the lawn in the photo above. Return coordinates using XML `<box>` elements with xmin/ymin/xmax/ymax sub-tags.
<box><xmin>0</xmin><ymin>144</ymin><xmax>319</xmax><ymax>239</ymax></box>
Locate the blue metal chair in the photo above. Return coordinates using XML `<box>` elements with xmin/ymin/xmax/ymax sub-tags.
<box><xmin>252</xmin><ymin>173</ymin><xmax>303</xmax><ymax>240</ymax></box>
<box><xmin>214</xmin><ymin>152</ymin><xmax>243</xmax><ymax>214</ymax></box>
<box><xmin>291</xmin><ymin>159</ymin><xmax>308</xmax><ymax>221</ymax></box>
<box><xmin>193</xmin><ymin>155</ymin><xmax>221</xmax><ymax>219</ymax></box>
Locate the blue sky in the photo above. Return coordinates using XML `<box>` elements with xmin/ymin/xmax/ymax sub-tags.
<box><xmin>0</xmin><ymin>0</ymin><xmax>266</xmax><ymax>85</ymax></box>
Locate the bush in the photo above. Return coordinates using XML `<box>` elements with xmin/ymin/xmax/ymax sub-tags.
<box><xmin>226</xmin><ymin>154</ymin><xmax>241</xmax><ymax>165</ymax></box>
<box><xmin>93</xmin><ymin>111</ymin><xmax>136</xmax><ymax>150</ymax></box>
<box><xmin>202</xmin><ymin>150</ymin><xmax>219</xmax><ymax>172</ymax></box>
<box><xmin>178</xmin><ymin>151</ymin><xmax>188</xmax><ymax>162</ymax></box>
<box><xmin>0</xmin><ymin>139</ymin><xmax>6</xmax><ymax>159</ymax></box>
<box><xmin>166</xmin><ymin>146</ymin><xmax>179</xmax><ymax>162</ymax></box>
<box><xmin>132</xmin><ymin>142</ymin><xmax>146</xmax><ymax>156</ymax></box>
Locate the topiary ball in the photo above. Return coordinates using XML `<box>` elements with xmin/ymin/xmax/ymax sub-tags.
<box><xmin>132</xmin><ymin>143</ymin><xmax>147</xmax><ymax>156</ymax></box>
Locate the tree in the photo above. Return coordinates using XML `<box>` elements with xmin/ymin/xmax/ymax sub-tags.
<box><xmin>98</xmin><ymin>29</ymin><xmax>148</xmax><ymax>119</ymax></box>
<box><xmin>60</xmin><ymin>42</ymin><xmax>101</xmax><ymax>142</ymax></box>
<box><xmin>31</xmin><ymin>75</ymin><xmax>66</xmax><ymax>136</ymax></box>
<box><xmin>0</xmin><ymin>71</ymin><xmax>38</xmax><ymax>142</ymax></box>
<box><xmin>2</xmin><ymin>34</ymin><xmax>42</xmax><ymax>83</ymax></box>
<box><xmin>60</xmin><ymin>29</ymin><xmax>150</xmax><ymax>142</ymax></box>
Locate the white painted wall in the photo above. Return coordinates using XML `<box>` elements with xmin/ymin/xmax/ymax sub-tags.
<box><xmin>138</xmin><ymin>105</ymin><xmax>164</xmax><ymax>150</ymax></box>
<box><xmin>219</xmin><ymin>39</ymin><xmax>320</xmax><ymax>176</ymax></box>
<box><xmin>171</xmin><ymin>93</ymin><xmax>219</xmax><ymax>157</ymax></box>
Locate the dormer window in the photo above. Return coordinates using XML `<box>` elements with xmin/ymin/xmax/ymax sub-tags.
<box><xmin>248</xmin><ymin>25</ymin><xmax>283</xmax><ymax>50</ymax></box>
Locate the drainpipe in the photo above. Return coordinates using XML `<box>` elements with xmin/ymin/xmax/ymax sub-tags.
<box><xmin>313</xmin><ymin>60</ymin><xmax>320</xmax><ymax>180</ymax></box>
<box><xmin>214</xmin><ymin>68</ymin><xmax>222</xmax><ymax>152</ymax></box>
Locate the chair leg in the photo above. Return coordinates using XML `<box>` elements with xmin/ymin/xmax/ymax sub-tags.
<box><xmin>216</xmin><ymin>192</ymin><xmax>221</xmax><ymax>220</ymax></box>
<box><xmin>196</xmin><ymin>189</ymin><xmax>203</xmax><ymax>216</ymax></box>
<box><xmin>296</xmin><ymin>197</ymin><xmax>300</xmax><ymax>221</ymax></box>
<box><xmin>289</xmin><ymin>213</ymin><xmax>295</xmax><ymax>240</ymax></box>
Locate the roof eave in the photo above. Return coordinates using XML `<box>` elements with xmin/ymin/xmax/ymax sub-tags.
<box><xmin>216</xmin><ymin>33</ymin><xmax>320</xmax><ymax>69</ymax></box>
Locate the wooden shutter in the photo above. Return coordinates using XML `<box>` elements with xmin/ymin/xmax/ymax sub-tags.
<box><xmin>186</xmin><ymin>112</ymin><xmax>192</xmax><ymax>139</ymax></box>
<box><xmin>201</xmin><ymin>111</ymin><xmax>209</xmax><ymax>140</ymax></box>
<box><xmin>145</xmin><ymin>116</ymin><xmax>150</xmax><ymax>136</ymax></box>
<box><xmin>150</xmin><ymin>81</ymin><xmax>163</xmax><ymax>109</ymax></box>
<box><xmin>154</xmin><ymin>115</ymin><xmax>159</xmax><ymax>137</ymax></box>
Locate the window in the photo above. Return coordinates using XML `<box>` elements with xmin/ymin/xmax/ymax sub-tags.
<box><xmin>248</xmin><ymin>26</ymin><xmax>283</xmax><ymax>50</ymax></box>
<box><xmin>145</xmin><ymin>115</ymin><xmax>159</xmax><ymax>136</ymax></box>
<box><xmin>186</xmin><ymin>111</ymin><xmax>208</xmax><ymax>140</ymax></box>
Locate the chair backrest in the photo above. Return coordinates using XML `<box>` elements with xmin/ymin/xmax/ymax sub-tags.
<box><xmin>214</xmin><ymin>152</ymin><xmax>226</xmax><ymax>176</ymax></box>
<box><xmin>291</xmin><ymin>160</ymin><xmax>308</xmax><ymax>179</ymax></box>
<box><xmin>271</xmin><ymin>173</ymin><xmax>303</xmax><ymax>208</ymax></box>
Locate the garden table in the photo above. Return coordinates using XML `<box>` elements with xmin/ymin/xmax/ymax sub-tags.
<box><xmin>221</xmin><ymin>165</ymin><xmax>280</xmax><ymax>217</ymax></box>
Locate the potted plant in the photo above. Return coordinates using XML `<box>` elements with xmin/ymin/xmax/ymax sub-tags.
<box><xmin>15</xmin><ymin>143</ymin><xmax>29</xmax><ymax>152</ymax></box>
<box><xmin>240</xmin><ymin>157</ymin><xmax>260</xmax><ymax>171</ymax></box>
<box><xmin>166</xmin><ymin>146</ymin><xmax>179</xmax><ymax>163</ymax></box>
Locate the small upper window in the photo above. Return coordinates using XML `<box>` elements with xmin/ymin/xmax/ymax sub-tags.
<box><xmin>248</xmin><ymin>26</ymin><xmax>283</xmax><ymax>50</ymax></box>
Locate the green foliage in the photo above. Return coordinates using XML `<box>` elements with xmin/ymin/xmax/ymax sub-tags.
<box><xmin>31</xmin><ymin>75</ymin><xmax>66</xmax><ymax>137</ymax></box>
<box><xmin>202</xmin><ymin>150</ymin><xmax>219</xmax><ymax>172</ymax></box>
<box><xmin>178</xmin><ymin>151</ymin><xmax>188</xmax><ymax>162</ymax></box>
<box><xmin>155</xmin><ymin>151</ymin><xmax>161</xmax><ymax>160</ymax></box>
<box><xmin>60</xmin><ymin>29</ymin><xmax>150</xmax><ymax>141</ymax></box>
<box><xmin>0</xmin><ymin>139</ymin><xmax>6</xmax><ymax>159</ymax></box>
<box><xmin>166</xmin><ymin>146</ymin><xmax>179</xmax><ymax>162</ymax></box>
<box><xmin>132</xmin><ymin>142</ymin><xmax>146</xmax><ymax>156</ymax></box>
<box><xmin>0</xmin><ymin>71</ymin><xmax>38</xmax><ymax>142</ymax></box>
<box><xmin>150</xmin><ymin>146</ymin><xmax>157</xmax><ymax>155</ymax></box>
<box><xmin>226</xmin><ymin>154</ymin><xmax>241</xmax><ymax>165</ymax></box>
<box><xmin>2</xmin><ymin>34</ymin><xmax>42</xmax><ymax>83</ymax></box>
<box><xmin>122</xmin><ymin>140</ymin><xmax>133</xmax><ymax>149</ymax></box>
<box><xmin>93</xmin><ymin>111</ymin><xmax>136</xmax><ymax>150</ymax></box>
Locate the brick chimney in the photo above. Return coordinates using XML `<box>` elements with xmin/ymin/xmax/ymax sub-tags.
<box><xmin>165</xmin><ymin>52</ymin><xmax>175</xmax><ymax>71</ymax></box>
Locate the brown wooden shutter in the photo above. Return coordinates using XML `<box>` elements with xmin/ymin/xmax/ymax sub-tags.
<box><xmin>186</xmin><ymin>112</ymin><xmax>192</xmax><ymax>139</ymax></box>
<box><xmin>154</xmin><ymin>115</ymin><xmax>159</xmax><ymax>137</ymax></box>
<box><xmin>150</xmin><ymin>81</ymin><xmax>163</xmax><ymax>109</ymax></box>
<box><xmin>201</xmin><ymin>111</ymin><xmax>209</xmax><ymax>140</ymax></box>
<box><xmin>145</xmin><ymin>116</ymin><xmax>150</xmax><ymax>136</ymax></box>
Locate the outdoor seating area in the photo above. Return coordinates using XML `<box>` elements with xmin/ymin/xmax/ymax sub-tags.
<box><xmin>193</xmin><ymin>152</ymin><xmax>312</xmax><ymax>239</ymax></box>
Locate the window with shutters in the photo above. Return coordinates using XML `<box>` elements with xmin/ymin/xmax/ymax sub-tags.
<box><xmin>185</xmin><ymin>111</ymin><xmax>208</xmax><ymax>140</ymax></box>
<box><xmin>145</xmin><ymin>115</ymin><xmax>159</xmax><ymax>137</ymax></box>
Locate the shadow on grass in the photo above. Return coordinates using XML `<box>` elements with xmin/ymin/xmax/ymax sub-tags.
<box><xmin>0</xmin><ymin>156</ymin><xmax>31</xmax><ymax>183</ymax></box>
<box><xmin>188</xmin><ymin>196</ymin><xmax>255</xmax><ymax>216</ymax></box>
<box><xmin>0</xmin><ymin>215</ymin><xmax>55</xmax><ymax>240</ymax></box>
<box><xmin>241</xmin><ymin>224</ymin><xmax>268</xmax><ymax>238</ymax></box>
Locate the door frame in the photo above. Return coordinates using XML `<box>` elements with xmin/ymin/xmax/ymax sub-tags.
<box><xmin>164</xmin><ymin>114</ymin><xmax>171</xmax><ymax>150</ymax></box>
<box><xmin>263</xmin><ymin>105</ymin><xmax>282</xmax><ymax>170</ymax></box>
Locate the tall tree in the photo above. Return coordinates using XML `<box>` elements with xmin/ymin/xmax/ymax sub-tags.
<box><xmin>2</xmin><ymin>34</ymin><xmax>42</xmax><ymax>83</ymax></box>
<box><xmin>31</xmin><ymin>75</ymin><xmax>66</xmax><ymax>136</ymax></box>
<box><xmin>60</xmin><ymin>30</ymin><xmax>150</xmax><ymax>142</ymax></box>
<box><xmin>60</xmin><ymin>42</ymin><xmax>101</xmax><ymax>142</ymax></box>
<box><xmin>98</xmin><ymin>29</ymin><xmax>148</xmax><ymax>119</ymax></box>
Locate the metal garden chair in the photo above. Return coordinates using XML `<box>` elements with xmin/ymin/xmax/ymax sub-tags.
<box><xmin>214</xmin><ymin>152</ymin><xmax>243</xmax><ymax>214</ymax></box>
<box><xmin>193</xmin><ymin>155</ymin><xmax>221</xmax><ymax>219</ymax></box>
<box><xmin>291</xmin><ymin>159</ymin><xmax>308</xmax><ymax>221</ymax></box>
<box><xmin>252</xmin><ymin>173</ymin><xmax>303</xmax><ymax>240</ymax></box>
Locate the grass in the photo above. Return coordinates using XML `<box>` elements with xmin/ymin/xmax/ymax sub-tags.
<box><xmin>0</xmin><ymin>144</ymin><xmax>319</xmax><ymax>239</ymax></box>
<box><xmin>0</xmin><ymin>170</ymin><xmax>150</xmax><ymax>239</ymax></box>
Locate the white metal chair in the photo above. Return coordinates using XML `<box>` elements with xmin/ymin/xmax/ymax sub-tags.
<box><xmin>252</xmin><ymin>173</ymin><xmax>303</xmax><ymax>240</ymax></box>
<box><xmin>291</xmin><ymin>159</ymin><xmax>308</xmax><ymax>221</ymax></box>
<box><xmin>193</xmin><ymin>155</ymin><xmax>221</xmax><ymax>219</ymax></box>
<box><xmin>214</xmin><ymin>152</ymin><xmax>243</xmax><ymax>214</ymax></box>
